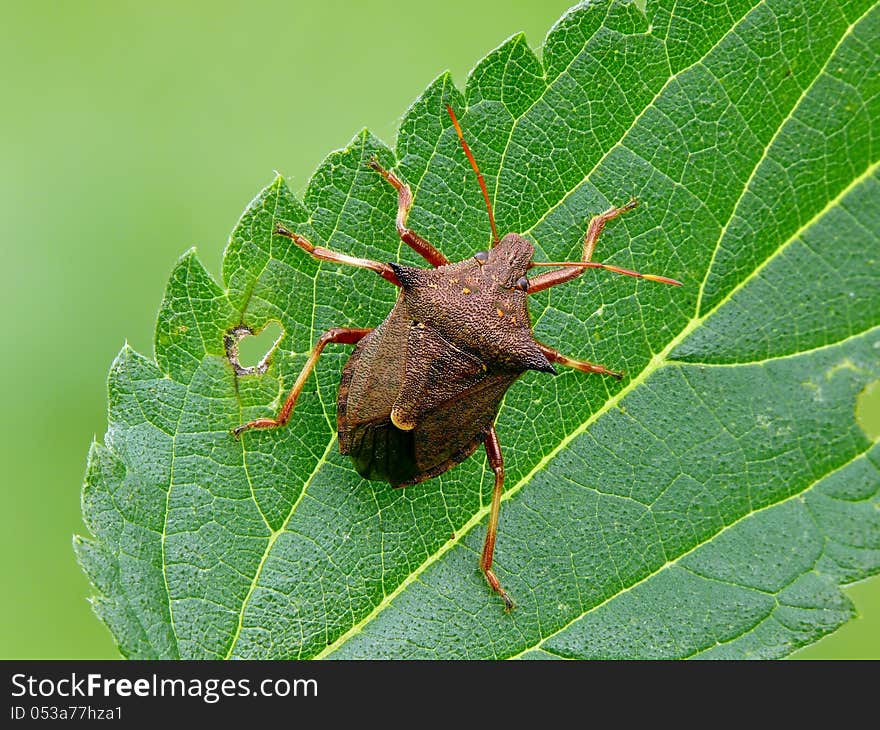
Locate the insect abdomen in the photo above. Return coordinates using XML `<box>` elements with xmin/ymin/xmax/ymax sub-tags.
<box><xmin>336</xmin><ymin>297</ymin><xmax>521</xmax><ymax>487</ymax></box>
<box><xmin>346</xmin><ymin>420</ymin><xmax>420</xmax><ymax>485</ymax></box>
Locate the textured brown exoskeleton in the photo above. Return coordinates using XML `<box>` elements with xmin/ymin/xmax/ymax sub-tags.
<box><xmin>232</xmin><ymin>106</ymin><xmax>681</xmax><ymax>610</ymax></box>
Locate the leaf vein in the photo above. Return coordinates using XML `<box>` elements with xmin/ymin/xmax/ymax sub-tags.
<box><xmin>511</xmin><ymin>444</ymin><xmax>878</xmax><ymax>659</ymax></box>
<box><xmin>695</xmin><ymin>4</ymin><xmax>875</xmax><ymax>317</ymax></box>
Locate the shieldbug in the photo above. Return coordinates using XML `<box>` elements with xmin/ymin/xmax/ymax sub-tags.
<box><xmin>232</xmin><ymin>106</ymin><xmax>681</xmax><ymax>610</ymax></box>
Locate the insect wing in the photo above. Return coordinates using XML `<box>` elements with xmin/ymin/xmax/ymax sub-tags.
<box><xmin>391</xmin><ymin>324</ymin><xmax>486</xmax><ymax>428</ymax></box>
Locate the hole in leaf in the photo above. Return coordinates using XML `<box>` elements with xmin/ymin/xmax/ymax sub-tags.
<box><xmin>856</xmin><ymin>378</ymin><xmax>880</xmax><ymax>441</ymax></box>
<box><xmin>225</xmin><ymin>321</ymin><xmax>284</xmax><ymax>376</ymax></box>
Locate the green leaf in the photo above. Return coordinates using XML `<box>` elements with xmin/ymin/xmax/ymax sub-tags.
<box><xmin>77</xmin><ymin>0</ymin><xmax>880</xmax><ymax>659</ymax></box>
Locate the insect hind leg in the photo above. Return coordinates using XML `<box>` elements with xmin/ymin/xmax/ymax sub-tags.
<box><xmin>482</xmin><ymin>427</ymin><xmax>515</xmax><ymax>611</ymax></box>
<box><xmin>367</xmin><ymin>157</ymin><xmax>450</xmax><ymax>267</ymax></box>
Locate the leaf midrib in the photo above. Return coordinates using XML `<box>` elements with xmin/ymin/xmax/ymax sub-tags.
<box><xmin>508</xmin><ymin>442</ymin><xmax>879</xmax><ymax>659</ymax></box>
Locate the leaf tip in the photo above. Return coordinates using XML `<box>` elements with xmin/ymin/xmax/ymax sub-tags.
<box><xmin>436</xmin><ymin>69</ymin><xmax>453</xmax><ymax>86</ymax></box>
<box><xmin>85</xmin><ymin>436</ymin><xmax>101</xmax><ymax>463</ymax></box>
<box><xmin>177</xmin><ymin>246</ymin><xmax>198</xmax><ymax>265</ymax></box>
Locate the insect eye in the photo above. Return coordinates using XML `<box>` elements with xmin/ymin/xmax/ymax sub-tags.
<box><xmin>474</xmin><ymin>250</ymin><xmax>489</xmax><ymax>264</ymax></box>
<box><xmin>514</xmin><ymin>276</ymin><xmax>529</xmax><ymax>292</ymax></box>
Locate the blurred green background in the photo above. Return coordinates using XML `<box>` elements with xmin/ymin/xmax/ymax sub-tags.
<box><xmin>1</xmin><ymin>0</ymin><xmax>876</xmax><ymax>659</ymax></box>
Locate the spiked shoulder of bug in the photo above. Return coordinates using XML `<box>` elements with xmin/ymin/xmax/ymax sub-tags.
<box><xmin>391</xmin><ymin>234</ymin><xmax>553</xmax><ymax>374</ymax></box>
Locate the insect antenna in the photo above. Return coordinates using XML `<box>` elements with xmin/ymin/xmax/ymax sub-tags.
<box><xmin>446</xmin><ymin>104</ymin><xmax>499</xmax><ymax>246</ymax></box>
<box><xmin>529</xmin><ymin>260</ymin><xmax>682</xmax><ymax>286</ymax></box>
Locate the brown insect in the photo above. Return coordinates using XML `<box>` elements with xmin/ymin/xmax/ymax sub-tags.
<box><xmin>232</xmin><ymin>106</ymin><xmax>680</xmax><ymax>610</ymax></box>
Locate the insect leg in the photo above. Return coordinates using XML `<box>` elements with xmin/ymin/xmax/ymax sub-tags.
<box><xmin>536</xmin><ymin>342</ymin><xmax>623</xmax><ymax>380</ymax></box>
<box><xmin>481</xmin><ymin>427</ymin><xmax>515</xmax><ymax>611</ymax></box>
<box><xmin>366</xmin><ymin>157</ymin><xmax>450</xmax><ymax>267</ymax></box>
<box><xmin>446</xmin><ymin>104</ymin><xmax>499</xmax><ymax>245</ymax></box>
<box><xmin>528</xmin><ymin>200</ymin><xmax>640</xmax><ymax>293</ymax></box>
<box><xmin>232</xmin><ymin>327</ymin><xmax>372</xmax><ymax>437</ymax></box>
<box><xmin>274</xmin><ymin>225</ymin><xmax>402</xmax><ymax>286</ymax></box>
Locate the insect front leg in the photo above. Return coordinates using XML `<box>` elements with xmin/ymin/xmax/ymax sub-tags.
<box><xmin>274</xmin><ymin>225</ymin><xmax>402</xmax><ymax>285</ymax></box>
<box><xmin>482</xmin><ymin>427</ymin><xmax>515</xmax><ymax>611</ymax></box>
<box><xmin>527</xmin><ymin>201</ymin><xmax>682</xmax><ymax>290</ymax></box>
<box><xmin>536</xmin><ymin>342</ymin><xmax>623</xmax><ymax>380</ymax></box>
<box><xmin>366</xmin><ymin>157</ymin><xmax>450</xmax><ymax>267</ymax></box>
<box><xmin>232</xmin><ymin>327</ymin><xmax>371</xmax><ymax>437</ymax></box>
<box><xmin>528</xmin><ymin>200</ymin><xmax>638</xmax><ymax>293</ymax></box>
